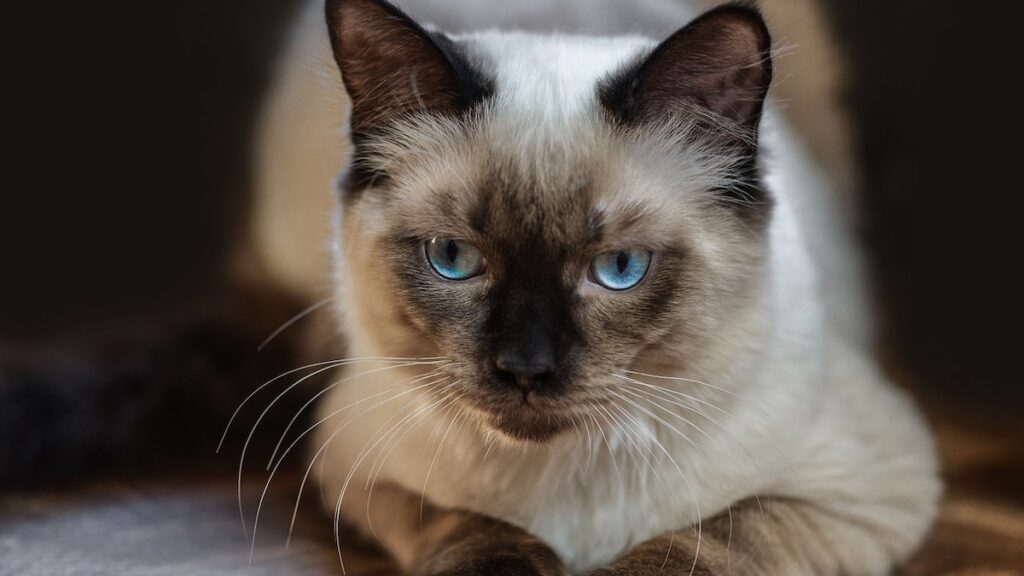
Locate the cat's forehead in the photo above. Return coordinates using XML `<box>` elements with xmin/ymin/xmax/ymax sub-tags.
<box><xmin>376</xmin><ymin>111</ymin><xmax>710</xmax><ymax>250</ymax></box>
<box><xmin>458</xmin><ymin>31</ymin><xmax>656</xmax><ymax>116</ymax></box>
<box><xmin>365</xmin><ymin>33</ymin><xmax>741</xmax><ymax>244</ymax></box>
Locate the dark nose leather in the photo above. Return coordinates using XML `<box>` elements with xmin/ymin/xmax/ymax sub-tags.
<box><xmin>495</xmin><ymin>353</ymin><xmax>555</xmax><ymax>392</ymax></box>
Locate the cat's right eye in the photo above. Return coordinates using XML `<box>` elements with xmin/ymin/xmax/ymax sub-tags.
<box><xmin>590</xmin><ymin>249</ymin><xmax>652</xmax><ymax>291</ymax></box>
<box><xmin>425</xmin><ymin>237</ymin><xmax>484</xmax><ymax>280</ymax></box>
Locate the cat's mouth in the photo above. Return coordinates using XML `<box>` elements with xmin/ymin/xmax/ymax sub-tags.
<box><xmin>484</xmin><ymin>404</ymin><xmax>571</xmax><ymax>443</ymax></box>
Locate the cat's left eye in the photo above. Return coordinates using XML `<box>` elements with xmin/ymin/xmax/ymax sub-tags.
<box><xmin>425</xmin><ymin>237</ymin><xmax>484</xmax><ymax>280</ymax></box>
<box><xmin>590</xmin><ymin>249</ymin><xmax>652</xmax><ymax>291</ymax></box>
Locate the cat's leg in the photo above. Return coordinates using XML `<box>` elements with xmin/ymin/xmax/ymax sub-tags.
<box><xmin>349</xmin><ymin>483</ymin><xmax>569</xmax><ymax>576</ymax></box>
<box><xmin>587</xmin><ymin>496</ymin><xmax>918</xmax><ymax>576</ymax></box>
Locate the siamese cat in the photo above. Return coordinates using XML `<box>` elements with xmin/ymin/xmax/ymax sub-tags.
<box><xmin>253</xmin><ymin>0</ymin><xmax>940</xmax><ymax>574</ymax></box>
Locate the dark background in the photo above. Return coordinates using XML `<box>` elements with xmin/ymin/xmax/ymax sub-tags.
<box><xmin>4</xmin><ymin>0</ymin><xmax>1021</xmax><ymax>422</ymax></box>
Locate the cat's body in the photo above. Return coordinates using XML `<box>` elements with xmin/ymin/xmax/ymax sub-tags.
<box><xmin>255</xmin><ymin>1</ymin><xmax>939</xmax><ymax>574</ymax></box>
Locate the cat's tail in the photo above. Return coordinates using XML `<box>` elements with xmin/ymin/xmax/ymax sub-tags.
<box><xmin>0</xmin><ymin>285</ymin><xmax>311</xmax><ymax>491</ymax></box>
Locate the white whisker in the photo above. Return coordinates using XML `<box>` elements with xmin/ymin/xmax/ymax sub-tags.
<box><xmin>250</xmin><ymin>374</ymin><xmax>450</xmax><ymax>559</ymax></box>
<box><xmin>363</xmin><ymin>375</ymin><xmax>454</xmax><ymax>489</ymax></box>
<box><xmin>616</xmin><ymin>372</ymin><xmax>778</xmax><ymax>540</ymax></box>
<box><xmin>268</xmin><ymin>365</ymin><xmax>445</xmax><ymax>469</ymax></box>
<box><xmin>614</xmin><ymin>373</ymin><xmax>740</xmax><ymax>422</ymax></box>
<box><xmin>589</xmin><ymin>411</ymin><xmax>625</xmax><ymax>505</ymax></box>
<box><xmin>419</xmin><ymin>402</ymin><xmax>468</xmax><ymax>526</ymax></box>
<box><xmin>291</xmin><ymin>375</ymin><xmax>453</xmax><ymax>546</ymax></box>
<box><xmin>236</xmin><ymin>359</ymin><xmax>440</xmax><ymax>535</ymax></box>
<box><xmin>257</xmin><ymin>297</ymin><xmax>335</xmax><ymax>352</ymax></box>
<box><xmin>332</xmin><ymin>384</ymin><xmax>464</xmax><ymax>569</ymax></box>
<box><xmin>613</xmin><ymin>385</ymin><xmax>717</xmax><ymax>448</ymax></box>
<box><xmin>620</xmin><ymin>369</ymin><xmax>744</xmax><ymax>404</ymax></box>
<box><xmin>365</xmin><ymin>385</ymin><xmax>461</xmax><ymax>540</ymax></box>
<box><xmin>220</xmin><ymin>356</ymin><xmax>435</xmax><ymax>454</ymax></box>
<box><xmin>609</xmin><ymin>402</ymin><xmax>701</xmax><ymax>576</ymax></box>
<box><xmin>606</xmin><ymin>388</ymin><xmax>707</xmax><ymax>457</ymax></box>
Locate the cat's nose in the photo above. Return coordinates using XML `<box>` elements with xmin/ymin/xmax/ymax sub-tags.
<box><xmin>494</xmin><ymin>354</ymin><xmax>555</xmax><ymax>393</ymax></box>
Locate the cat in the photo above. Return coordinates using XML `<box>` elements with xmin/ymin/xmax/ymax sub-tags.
<box><xmin>253</xmin><ymin>0</ymin><xmax>940</xmax><ymax>574</ymax></box>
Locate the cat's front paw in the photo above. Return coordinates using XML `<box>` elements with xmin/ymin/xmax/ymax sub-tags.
<box><xmin>583</xmin><ymin>542</ymin><xmax>712</xmax><ymax>576</ymax></box>
<box><xmin>419</xmin><ymin>552</ymin><xmax>568</xmax><ymax>576</ymax></box>
<box><xmin>584</xmin><ymin>555</ymin><xmax>714</xmax><ymax>576</ymax></box>
<box><xmin>415</xmin><ymin>534</ymin><xmax>568</xmax><ymax>576</ymax></box>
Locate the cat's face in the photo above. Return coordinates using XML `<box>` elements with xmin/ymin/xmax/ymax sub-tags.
<box><xmin>328</xmin><ymin>0</ymin><xmax>773</xmax><ymax>442</ymax></box>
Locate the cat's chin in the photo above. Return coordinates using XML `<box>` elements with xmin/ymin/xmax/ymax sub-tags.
<box><xmin>484</xmin><ymin>406</ymin><xmax>572</xmax><ymax>444</ymax></box>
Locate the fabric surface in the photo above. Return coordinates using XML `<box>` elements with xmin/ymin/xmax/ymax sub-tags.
<box><xmin>2</xmin><ymin>421</ymin><xmax>1022</xmax><ymax>576</ymax></box>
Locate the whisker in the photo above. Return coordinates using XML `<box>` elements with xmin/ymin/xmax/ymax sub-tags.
<box><xmin>363</xmin><ymin>378</ymin><xmax>454</xmax><ymax>489</ymax></box>
<box><xmin>419</xmin><ymin>402</ymin><xmax>468</xmax><ymax>526</ymax></box>
<box><xmin>257</xmin><ymin>297</ymin><xmax>335</xmax><ymax>352</ymax></box>
<box><xmin>363</xmin><ymin>378</ymin><xmax>462</xmax><ymax>489</ymax></box>
<box><xmin>617</xmin><ymin>373</ymin><xmax>783</xmax><ymax>523</ymax></box>
<box><xmin>482</xmin><ymin>431</ymin><xmax>497</xmax><ymax>461</ymax></box>
<box><xmin>567</xmin><ymin>415</ymin><xmax>585</xmax><ymax>476</ymax></box>
<box><xmin>237</xmin><ymin>359</ymin><xmax>439</xmax><ymax>535</ymax></box>
<box><xmin>620</xmin><ymin>377</ymin><xmax>773</xmax><ymax>572</ymax></box>
<box><xmin>606</xmin><ymin>388</ymin><xmax>707</xmax><ymax>457</ymax></box>
<box><xmin>250</xmin><ymin>375</ymin><xmax>449</xmax><ymax>559</ymax></box>
<box><xmin>287</xmin><ymin>376</ymin><xmax>453</xmax><ymax>546</ymax></box>
<box><xmin>614</xmin><ymin>373</ymin><xmax>741</xmax><ymax>422</ymax></box>
<box><xmin>620</xmin><ymin>369</ymin><xmax>744</xmax><ymax>404</ymax></box>
<box><xmin>589</xmin><ymin>411</ymin><xmax>625</xmax><ymax>505</ymax></box>
<box><xmin>613</xmin><ymin>385</ymin><xmax>718</xmax><ymax>448</ymax></box>
<box><xmin>219</xmin><ymin>355</ymin><xmax>443</xmax><ymax>453</ymax></box>
<box><xmin>595</xmin><ymin>404</ymin><xmax>644</xmax><ymax>478</ymax></box>
<box><xmin>332</xmin><ymin>385</ymin><xmax>464</xmax><ymax>569</ymax></box>
<box><xmin>609</xmin><ymin>403</ymin><xmax>701</xmax><ymax>576</ymax></box>
<box><xmin>581</xmin><ymin>414</ymin><xmax>595</xmax><ymax>475</ymax></box>
<box><xmin>268</xmin><ymin>365</ymin><xmax>446</xmax><ymax>469</ymax></box>
<box><xmin>617</xmin><ymin>371</ymin><xmax>789</xmax><ymax>466</ymax></box>
<box><xmin>365</xmin><ymin>385</ymin><xmax>461</xmax><ymax>540</ymax></box>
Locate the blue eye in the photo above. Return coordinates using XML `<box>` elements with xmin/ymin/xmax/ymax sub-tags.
<box><xmin>426</xmin><ymin>237</ymin><xmax>484</xmax><ymax>280</ymax></box>
<box><xmin>590</xmin><ymin>249</ymin><xmax>652</xmax><ymax>291</ymax></box>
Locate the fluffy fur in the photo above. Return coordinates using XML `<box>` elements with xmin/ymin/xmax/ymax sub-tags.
<box><xmin>255</xmin><ymin>1</ymin><xmax>939</xmax><ymax>574</ymax></box>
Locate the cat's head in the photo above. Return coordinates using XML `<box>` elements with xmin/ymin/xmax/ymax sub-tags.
<box><xmin>326</xmin><ymin>0</ymin><xmax>773</xmax><ymax>443</ymax></box>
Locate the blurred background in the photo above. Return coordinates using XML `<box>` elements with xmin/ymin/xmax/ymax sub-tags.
<box><xmin>4</xmin><ymin>0</ymin><xmax>1020</xmax><ymax>421</ymax></box>
<box><xmin>1</xmin><ymin>0</ymin><xmax>1022</xmax><ymax>571</ymax></box>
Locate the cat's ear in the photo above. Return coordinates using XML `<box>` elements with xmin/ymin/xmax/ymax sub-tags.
<box><xmin>600</xmin><ymin>3</ymin><xmax>772</xmax><ymax>135</ymax></box>
<box><xmin>325</xmin><ymin>0</ymin><xmax>491</xmax><ymax>138</ymax></box>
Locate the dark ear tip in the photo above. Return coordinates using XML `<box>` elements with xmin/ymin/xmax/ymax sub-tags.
<box><xmin>324</xmin><ymin>0</ymin><xmax>346</xmax><ymax>44</ymax></box>
<box><xmin>325</xmin><ymin>0</ymin><xmax>401</xmax><ymax>31</ymax></box>
<box><xmin>710</xmin><ymin>1</ymin><xmax>766</xmax><ymax>21</ymax></box>
<box><xmin>326</xmin><ymin>0</ymin><xmax>411</xmax><ymax>67</ymax></box>
<box><xmin>325</xmin><ymin>0</ymin><xmax>338</xmax><ymax>29</ymax></box>
<box><xmin>699</xmin><ymin>2</ymin><xmax>772</xmax><ymax>52</ymax></box>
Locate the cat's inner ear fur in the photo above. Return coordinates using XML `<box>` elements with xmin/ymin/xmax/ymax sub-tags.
<box><xmin>600</xmin><ymin>3</ymin><xmax>773</xmax><ymax>135</ymax></box>
<box><xmin>326</xmin><ymin>0</ymin><xmax>492</xmax><ymax>139</ymax></box>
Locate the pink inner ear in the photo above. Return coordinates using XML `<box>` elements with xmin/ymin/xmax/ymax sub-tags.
<box><xmin>636</xmin><ymin>7</ymin><xmax>772</xmax><ymax>126</ymax></box>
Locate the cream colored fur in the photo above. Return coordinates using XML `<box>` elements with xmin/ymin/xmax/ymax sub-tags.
<box><xmin>254</xmin><ymin>1</ymin><xmax>939</xmax><ymax>574</ymax></box>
